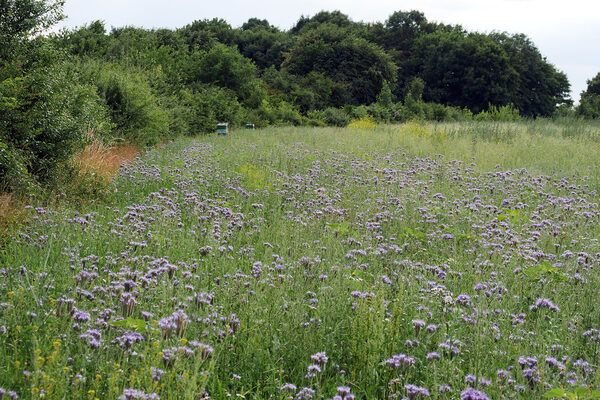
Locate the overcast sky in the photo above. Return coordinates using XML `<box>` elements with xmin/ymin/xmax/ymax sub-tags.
<box><xmin>58</xmin><ymin>0</ymin><xmax>600</xmax><ymax>104</ymax></box>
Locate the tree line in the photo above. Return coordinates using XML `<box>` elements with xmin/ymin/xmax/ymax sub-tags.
<box><xmin>1</xmin><ymin>1</ymin><xmax>599</xmax><ymax>193</ymax></box>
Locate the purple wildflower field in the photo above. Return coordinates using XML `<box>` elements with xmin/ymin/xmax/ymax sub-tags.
<box><xmin>1</xmin><ymin>126</ymin><xmax>600</xmax><ymax>399</ymax></box>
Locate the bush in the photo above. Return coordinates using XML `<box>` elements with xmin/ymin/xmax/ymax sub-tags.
<box><xmin>178</xmin><ymin>86</ymin><xmax>244</xmax><ymax>134</ymax></box>
<box><xmin>1</xmin><ymin>57</ymin><xmax>111</xmax><ymax>190</ymax></box>
<box><xmin>366</xmin><ymin>103</ymin><xmax>393</xmax><ymax>123</ymax></box>
<box><xmin>346</xmin><ymin>105</ymin><xmax>370</xmax><ymax>119</ymax></box>
<box><xmin>475</xmin><ymin>104</ymin><xmax>521</xmax><ymax>122</ymax></box>
<box><xmin>0</xmin><ymin>140</ymin><xmax>33</xmax><ymax>193</ymax></box>
<box><xmin>79</xmin><ymin>61</ymin><xmax>170</xmax><ymax>145</ymax></box>
<box><xmin>250</xmin><ymin>98</ymin><xmax>305</xmax><ymax>127</ymax></box>
<box><xmin>423</xmin><ymin>102</ymin><xmax>448</xmax><ymax>121</ymax></box>
<box><xmin>322</xmin><ymin>107</ymin><xmax>351</xmax><ymax>127</ymax></box>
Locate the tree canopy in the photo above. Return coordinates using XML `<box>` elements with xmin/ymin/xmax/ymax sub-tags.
<box><xmin>577</xmin><ymin>72</ymin><xmax>600</xmax><ymax>119</ymax></box>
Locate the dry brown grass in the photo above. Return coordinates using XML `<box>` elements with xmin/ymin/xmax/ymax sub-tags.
<box><xmin>0</xmin><ymin>193</ymin><xmax>28</xmax><ymax>245</ymax></box>
<box><xmin>1</xmin><ymin>137</ymin><xmax>141</xmax><ymax>245</ymax></box>
<box><xmin>0</xmin><ymin>194</ymin><xmax>24</xmax><ymax>220</ymax></box>
<box><xmin>73</xmin><ymin>138</ymin><xmax>141</xmax><ymax>180</ymax></box>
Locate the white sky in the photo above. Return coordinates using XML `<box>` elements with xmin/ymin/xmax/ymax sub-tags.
<box><xmin>58</xmin><ymin>0</ymin><xmax>600</xmax><ymax>104</ymax></box>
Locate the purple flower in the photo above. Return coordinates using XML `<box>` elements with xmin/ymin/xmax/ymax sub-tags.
<box><xmin>583</xmin><ymin>328</ymin><xmax>600</xmax><ymax>342</ymax></box>
<box><xmin>310</xmin><ymin>352</ymin><xmax>328</xmax><ymax>365</ymax></box>
<box><xmin>0</xmin><ymin>389</ymin><xmax>19</xmax><ymax>400</ymax></box>
<box><xmin>118</xmin><ymin>389</ymin><xmax>159</xmax><ymax>400</ymax></box>
<box><xmin>460</xmin><ymin>388</ymin><xmax>489</xmax><ymax>400</ymax></box>
<box><xmin>438</xmin><ymin>385</ymin><xmax>451</xmax><ymax>393</ymax></box>
<box><xmin>113</xmin><ymin>331</ymin><xmax>144</xmax><ymax>349</ymax></box>
<box><xmin>189</xmin><ymin>341</ymin><xmax>214</xmax><ymax>359</ymax></box>
<box><xmin>518</xmin><ymin>356</ymin><xmax>538</xmax><ymax>368</ymax></box>
<box><xmin>529</xmin><ymin>298</ymin><xmax>560</xmax><ymax>312</ymax></box>
<box><xmin>386</xmin><ymin>353</ymin><xmax>415</xmax><ymax>368</ymax></box>
<box><xmin>412</xmin><ymin>319</ymin><xmax>426</xmax><ymax>332</ymax></box>
<box><xmin>456</xmin><ymin>294</ymin><xmax>471</xmax><ymax>307</ymax></box>
<box><xmin>80</xmin><ymin>329</ymin><xmax>102</xmax><ymax>349</ymax></box>
<box><xmin>334</xmin><ymin>386</ymin><xmax>355</xmax><ymax>400</ymax></box>
<box><xmin>73</xmin><ymin>310</ymin><xmax>91</xmax><ymax>323</ymax></box>
<box><xmin>305</xmin><ymin>364</ymin><xmax>322</xmax><ymax>379</ymax></box>
<box><xmin>151</xmin><ymin>367</ymin><xmax>164</xmax><ymax>381</ymax></box>
<box><xmin>295</xmin><ymin>387</ymin><xmax>315</xmax><ymax>400</ymax></box>
<box><xmin>280</xmin><ymin>383</ymin><xmax>297</xmax><ymax>393</ymax></box>
<box><xmin>405</xmin><ymin>384</ymin><xmax>430</xmax><ymax>399</ymax></box>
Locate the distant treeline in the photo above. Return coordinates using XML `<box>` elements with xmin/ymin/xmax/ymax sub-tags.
<box><xmin>1</xmin><ymin>1</ymin><xmax>600</xmax><ymax>193</ymax></box>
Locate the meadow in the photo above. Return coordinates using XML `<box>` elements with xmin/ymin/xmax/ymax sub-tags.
<box><xmin>1</xmin><ymin>120</ymin><xmax>600</xmax><ymax>399</ymax></box>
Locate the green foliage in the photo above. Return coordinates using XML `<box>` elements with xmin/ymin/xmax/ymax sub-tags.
<box><xmin>475</xmin><ymin>104</ymin><xmax>521</xmax><ymax>122</ymax></box>
<box><xmin>176</xmin><ymin>86</ymin><xmax>244</xmax><ymax>134</ymax></box>
<box><xmin>544</xmin><ymin>387</ymin><xmax>600</xmax><ymax>399</ymax></box>
<box><xmin>1</xmin><ymin>53</ymin><xmax>111</xmax><ymax>190</ymax></box>
<box><xmin>578</xmin><ymin>72</ymin><xmax>600</xmax><ymax>119</ymax></box>
<box><xmin>79</xmin><ymin>61</ymin><xmax>169</xmax><ymax>145</ymax></box>
<box><xmin>1</xmin><ymin>5</ymin><xmax>585</xmax><ymax>196</ymax></box>
<box><xmin>249</xmin><ymin>98</ymin><xmax>305</xmax><ymax>127</ymax></box>
<box><xmin>0</xmin><ymin>0</ymin><xmax>64</xmax><ymax>60</ymax></box>
<box><xmin>402</xmin><ymin>77</ymin><xmax>426</xmax><ymax>120</ymax></box>
<box><xmin>376</xmin><ymin>80</ymin><xmax>394</xmax><ymax>108</ymax></box>
<box><xmin>60</xmin><ymin>20</ymin><xmax>109</xmax><ymax>58</ymax></box>
<box><xmin>492</xmin><ymin>33</ymin><xmax>572</xmax><ymax>117</ymax></box>
<box><xmin>183</xmin><ymin>43</ymin><xmax>262</xmax><ymax>106</ymax></box>
<box><xmin>290</xmin><ymin>10</ymin><xmax>355</xmax><ymax>35</ymax></box>
<box><xmin>179</xmin><ymin>18</ymin><xmax>238</xmax><ymax>50</ymax></box>
<box><xmin>381</xmin><ymin>10</ymin><xmax>435</xmax><ymax>50</ymax></box>
<box><xmin>0</xmin><ymin>139</ymin><xmax>33</xmax><ymax>193</ymax></box>
<box><xmin>411</xmin><ymin>29</ymin><xmax>518</xmax><ymax>113</ymax></box>
<box><xmin>282</xmin><ymin>23</ymin><xmax>397</xmax><ymax>106</ymax></box>
<box><xmin>236</xmin><ymin>22</ymin><xmax>291</xmax><ymax>70</ymax></box>
<box><xmin>318</xmin><ymin>107</ymin><xmax>352</xmax><ymax>127</ymax></box>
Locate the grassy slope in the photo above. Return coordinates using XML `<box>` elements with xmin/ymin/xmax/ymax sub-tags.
<box><xmin>1</xmin><ymin>121</ymin><xmax>600</xmax><ymax>399</ymax></box>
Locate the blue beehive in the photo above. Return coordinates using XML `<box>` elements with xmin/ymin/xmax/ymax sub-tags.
<box><xmin>217</xmin><ymin>123</ymin><xmax>228</xmax><ymax>135</ymax></box>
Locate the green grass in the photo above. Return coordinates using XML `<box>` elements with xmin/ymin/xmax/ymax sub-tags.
<box><xmin>1</xmin><ymin>120</ymin><xmax>600</xmax><ymax>399</ymax></box>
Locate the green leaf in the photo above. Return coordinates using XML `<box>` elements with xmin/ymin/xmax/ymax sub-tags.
<box><xmin>544</xmin><ymin>388</ymin><xmax>566</xmax><ymax>398</ymax></box>
<box><xmin>109</xmin><ymin>318</ymin><xmax>147</xmax><ymax>333</ymax></box>
<box><xmin>588</xmin><ymin>390</ymin><xmax>600</xmax><ymax>399</ymax></box>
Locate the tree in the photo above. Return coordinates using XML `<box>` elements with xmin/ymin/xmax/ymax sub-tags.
<box><xmin>183</xmin><ymin>43</ymin><xmax>262</xmax><ymax>106</ymax></box>
<box><xmin>290</xmin><ymin>11</ymin><xmax>354</xmax><ymax>35</ymax></box>
<box><xmin>178</xmin><ymin>18</ymin><xmax>237</xmax><ymax>51</ymax></box>
<box><xmin>491</xmin><ymin>32</ymin><xmax>571</xmax><ymax>117</ymax></box>
<box><xmin>0</xmin><ymin>0</ymin><xmax>64</xmax><ymax>60</ymax></box>
<box><xmin>410</xmin><ymin>29</ymin><xmax>518</xmax><ymax>113</ymax></box>
<box><xmin>382</xmin><ymin>10</ymin><xmax>433</xmax><ymax>50</ymax></box>
<box><xmin>282</xmin><ymin>24</ymin><xmax>397</xmax><ymax>107</ymax></box>
<box><xmin>59</xmin><ymin>20</ymin><xmax>108</xmax><ymax>58</ymax></box>
<box><xmin>236</xmin><ymin>23</ymin><xmax>292</xmax><ymax>70</ymax></box>
<box><xmin>1</xmin><ymin>0</ymin><xmax>109</xmax><ymax>190</ymax></box>
<box><xmin>577</xmin><ymin>72</ymin><xmax>600</xmax><ymax>119</ymax></box>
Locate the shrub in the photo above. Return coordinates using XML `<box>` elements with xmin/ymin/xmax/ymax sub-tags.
<box><xmin>366</xmin><ymin>103</ymin><xmax>393</xmax><ymax>123</ymax></box>
<box><xmin>79</xmin><ymin>61</ymin><xmax>170</xmax><ymax>145</ymax></box>
<box><xmin>250</xmin><ymin>98</ymin><xmax>304</xmax><ymax>127</ymax></box>
<box><xmin>0</xmin><ymin>140</ymin><xmax>33</xmax><ymax>193</ymax></box>
<box><xmin>475</xmin><ymin>104</ymin><xmax>521</xmax><ymax>122</ymax></box>
<box><xmin>1</xmin><ymin>57</ymin><xmax>111</xmax><ymax>190</ymax></box>
<box><xmin>176</xmin><ymin>86</ymin><xmax>244</xmax><ymax>134</ymax></box>
<box><xmin>322</xmin><ymin>107</ymin><xmax>351</xmax><ymax>127</ymax></box>
<box><xmin>423</xmin><ymin>102</ymin><xmax>449</xmax><ymax>121</ymax></box>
